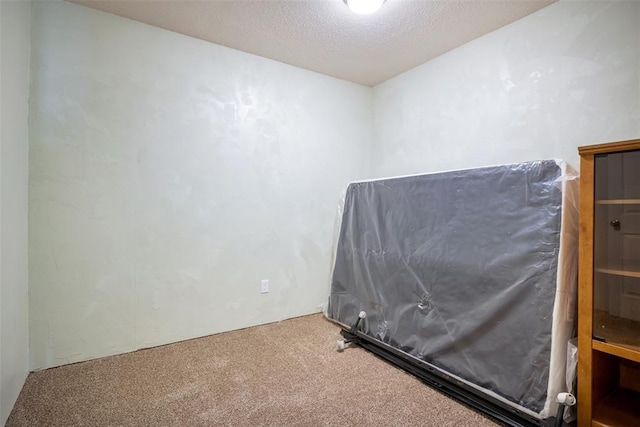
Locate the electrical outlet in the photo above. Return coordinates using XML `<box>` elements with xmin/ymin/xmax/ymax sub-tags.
<box><xmin>261</xmin><ymin>279</ymin><xmax>269</xmax><ymax>294</ymax></box>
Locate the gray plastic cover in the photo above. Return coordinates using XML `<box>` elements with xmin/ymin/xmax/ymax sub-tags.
<box><xmin>327</xmin><ymin>160</ymin><xmax>578</xmax><ymax>420</ymax></box>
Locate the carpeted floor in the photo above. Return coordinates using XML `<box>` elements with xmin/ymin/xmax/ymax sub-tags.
<box><xmin>7</xmin><ymin>314</ymin><xmax>500</xmax><ymax>426</ymax></box>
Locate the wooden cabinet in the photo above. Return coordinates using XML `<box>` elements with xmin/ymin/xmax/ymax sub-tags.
<box><xmin>578</xmin><ymin>139</ymin><xmax>640</xmax><ymax>426</ymax></box>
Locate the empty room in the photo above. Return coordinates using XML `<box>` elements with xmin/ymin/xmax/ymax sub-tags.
<box><xmin>1</xmin><ymin>0</ymin><xmax>640</xmax><ymax>425</ymax></box>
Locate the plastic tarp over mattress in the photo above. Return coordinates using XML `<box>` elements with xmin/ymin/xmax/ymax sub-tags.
<box><xmin>326</xmin><ymin>160</ymin><xmax>578</xmax><ymax>421</ymax></box>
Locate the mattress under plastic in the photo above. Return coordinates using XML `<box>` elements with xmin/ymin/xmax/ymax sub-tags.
<box><xmin>326</xmin><ymin>160</ymin><xmax>578</xmax><ymax>421</ymax></box>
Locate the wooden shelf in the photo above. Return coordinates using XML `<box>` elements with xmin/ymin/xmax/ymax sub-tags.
<box><xmin>595</xmin><ymin>260</ymin><xmax>640</xmax><ymax>278</ymax></box>
<box><xmin>594</xmin><ymin>310</ymin><xmax>640</xmax><ymax>351</ymax></box>
<box><xmin>596</xmin><ymin>199</ymin><xmax>640</xmax><ymax>205</ymax></box>
<box><xmin>595</xmin><ymin>268</ymin><xmax>640</xmax><ymax>278</ymax></box>
<box><xmin>593</xmin><ymin>341</ymin><xmax>640</xmax><ymax>364</ymax></box>
<box><xmin>592</xmin><ymin>388</ymin><xmax>640</xmax><ymax>427</ymax></box>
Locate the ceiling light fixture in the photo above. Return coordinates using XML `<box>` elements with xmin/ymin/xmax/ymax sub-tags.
<box><xmin>343</xmin><ymin>0</ymin><xmax>386</xmax><ymax>15</ymax></box>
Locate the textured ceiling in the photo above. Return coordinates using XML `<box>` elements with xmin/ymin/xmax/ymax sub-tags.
<box><xmin>68</xmin><ymin>0</ymin><xmax>555</xmax><ymax>87</ymax></box>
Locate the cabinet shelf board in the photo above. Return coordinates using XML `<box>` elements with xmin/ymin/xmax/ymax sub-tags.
<box><xmin>593</xmin><ymin>340</ymin><xmax>640</xmax><ymax>364</ymax></box>
<box><xmin>595</xmin><ymin>268</ymin><xmax>640</xmax><ymax>278</ymax></box>
<box><xmin>595</xmin><ymin>199</ymin><xmax>640</xmax><ymax>205</ymax></box>
<box><xmin>594</xmin><ymin>310</ymin><xmax>640</xmax><ymax>352</ymax></box>
<box><xmin>592</xmin><ymin>388</ymin><xmax>640</xmax><ymax>427</ymax></box>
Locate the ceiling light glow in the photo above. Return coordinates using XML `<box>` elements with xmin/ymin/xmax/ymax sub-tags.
<box><xmin>344</xmin><ymin>0</ymin><xmax>386</xmax><ymax>15</ymax></box>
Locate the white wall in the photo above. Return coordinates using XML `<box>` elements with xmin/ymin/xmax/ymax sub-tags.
<box><xmin>1</xmin><ymin>0</ymin><xmax>31</xmax><ymax>423</ymax></box>
<box><xmin>372</xmin><ymin>1</ymin><xmax>640</xmax><ymax>177</ymax></box>
<box><xmin>29</xmin><ymin>1</ymin><xmax>371</xmax><ymax>370</ymax></box>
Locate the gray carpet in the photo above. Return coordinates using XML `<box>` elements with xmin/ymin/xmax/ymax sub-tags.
<box><xmin>7</xmin><ymin>314</ymin><xmax>500</xmax><ymax>426</ymax></box>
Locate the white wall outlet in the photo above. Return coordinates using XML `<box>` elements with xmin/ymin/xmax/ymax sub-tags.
<box><xmin>261</xmin><ymin>279</ymin><xmax>269</xmax><ymax>294</ymax></box>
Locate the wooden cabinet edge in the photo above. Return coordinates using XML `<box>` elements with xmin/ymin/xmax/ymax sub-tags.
<box><xmin>578</xmin><ymin>152</ymin><xmax>596</xmax><ymax>426</ymax></box>
<box><xmin>579</xmin><ymin>139</ymin><xmax>640</xmax><ymax>156</ymax></box>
